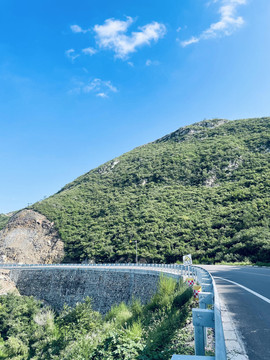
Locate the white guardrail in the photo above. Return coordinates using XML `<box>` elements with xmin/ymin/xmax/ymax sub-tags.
<box><xmin>0</xmin><ymin>263</ymin><xmax>226</xmax><ymax>360</ymax></box>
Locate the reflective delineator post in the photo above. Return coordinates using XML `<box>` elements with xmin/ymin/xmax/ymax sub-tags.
<box><xmin>193</xmin><ymin>285</ymin><xmax>202</xmax><ymax>301</ymax></box>
<box><xmin>186</xmin><ymin>278</ymin><xmax>195</xmax><ymax>287</ymax></box>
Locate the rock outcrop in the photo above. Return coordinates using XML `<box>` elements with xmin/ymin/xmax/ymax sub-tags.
<box><xmin>0</xmin><ymin>269</ymin><xmax>18</xmax><ymax>294</ymax></box>
<box><xmin>0</xmin><ymin>210</ymin><xmax>64</xmax><ymax>264</ymax></box>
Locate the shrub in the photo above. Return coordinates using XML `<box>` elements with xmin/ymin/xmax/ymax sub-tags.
<box><xmin>172</xmin><ymin>287</ymin><xmax>193</xmax><ymax>309</ymax></box>
<box><xmin>105</xmin><ymin>302</ymin><xmax>132</xmax><ymax>324</ymax></box>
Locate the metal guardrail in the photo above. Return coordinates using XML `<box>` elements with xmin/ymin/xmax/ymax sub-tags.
<box><xmin>172</xmin><ymin>266</ymin><xmax>226</xmax><ymax>360</ymax></box>
<box><xmin>0</xmin><ymin>263</ymin><xmax>226</xmax><ymax>359</ymax></box>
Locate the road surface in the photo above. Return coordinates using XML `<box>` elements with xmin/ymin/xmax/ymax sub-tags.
<box><xmin>202</xmin><ymin>265</ymin><xmax>270</xmax><ymax>360</ymax></box>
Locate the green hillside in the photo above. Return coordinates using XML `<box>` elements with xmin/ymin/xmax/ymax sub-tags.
<box><xmin>31</xmin><ymin>117</ymin><xmax>270</xmax><ymax>264</ymax></box>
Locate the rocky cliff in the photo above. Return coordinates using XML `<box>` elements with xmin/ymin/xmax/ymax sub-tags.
<box><xmin>0</xmin><ymin>269</ymin><xmax>18</xmax><ymax>294</ymax></box>
<box><xmin>0</xmin><ymin>210</ymin><xmax>64</xmax><ymax>264</ymax></box>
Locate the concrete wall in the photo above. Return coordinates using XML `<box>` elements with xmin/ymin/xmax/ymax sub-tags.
<box><xmin>9</xmin><ymin>268</ymin><xmax>169</xmax><ymax>314</ymax></box>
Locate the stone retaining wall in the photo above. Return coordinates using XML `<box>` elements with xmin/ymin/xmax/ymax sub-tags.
<box><xmin>9</xmin><ymin>268</ymin><xmax>167</xmax><ymax>314</ymax></box>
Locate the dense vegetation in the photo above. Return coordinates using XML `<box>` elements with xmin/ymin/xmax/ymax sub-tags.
<box><xmin>0</xmin><ymin>215</ymin><xmax>9</xmax><ymax>231</ymax></box>
<box><xmin>0</xmin><ymin>276</ymin><xmax>194</xmax><ymax>360</ymax></box>
<box><xmin>30</xmin><ymin>117</ymin><xmax>270</xmax><ymax>264</ymax></box>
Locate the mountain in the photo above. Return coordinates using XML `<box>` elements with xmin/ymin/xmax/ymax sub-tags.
<box><xmin>3</xmin><ymin>117</ymin><xmax>270</xmax><ymax>264</ymax></box>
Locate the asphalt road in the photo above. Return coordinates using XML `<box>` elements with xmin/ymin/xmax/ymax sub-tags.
<box><xmin>202</xmin><ymin>265</ymin><xmax>270</xmax><ymax>360</ymax></box>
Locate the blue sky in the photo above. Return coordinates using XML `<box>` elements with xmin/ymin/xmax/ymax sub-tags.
<box><xmin>0</xmin><ymin>0</ymin><xmax>269</xmax><ymax>213</ymax></box>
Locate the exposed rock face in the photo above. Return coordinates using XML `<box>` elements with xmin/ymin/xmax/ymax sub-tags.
<box><xmin>204</xmin><ymin>174</ymin><xmax>217</xmax><ymax>187</ymax></box>
<box><xmin>156</xmin><ymin>118</ymin><xmax>229</xmax><ymax>143</ymax></box>
<box><xmin>0</xmin><ymin>269</ymin><xmax>18</xmax><ymax>294</ymax></box>
<box><xmin>0</xmin><ymin>210</ymin><xmax>64</xmax><ymax>264</ymax></box>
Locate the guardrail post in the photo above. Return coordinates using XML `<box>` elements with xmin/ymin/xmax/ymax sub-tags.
<box><xmin>199</xmin><ymin>292</ymin><xmax>214</xmax><ymax>308</ymax></box>
<box><xmin>201</xmin><ymin>283</ymin><xmax>213</xmax><ymax>292</ymax></box>
<box><xmin>199</xmin><ymin>292</ymin><xmax>214</xmax><ymax>346</ymax></box>
<box><xmin>193</xmin><ymin>308</ymin><xmax>214</xmax><ymax>356</ymax></box>
<box><xmin>202</xmin><ymin>276</ymin><xmax>211</xmax><ymax>283</ymax></box>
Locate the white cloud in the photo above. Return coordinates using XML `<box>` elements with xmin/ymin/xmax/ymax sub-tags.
<box><xmin>97</xmin><ymin>92</ymin><xmax>108</xmax><ymax>98</ymax></box>
<box><xmin>94</xmin><ymin>17</ymin><xmax>166</xmax><ymax>59</ymax></box>
<box><xmin>65</xmin><ymin>49</ymin><xmax>80</xmax><ymax>62</ymax></box>
<box><xmin>180</xmin><ymin>36</ymin><xmax>200</xmax><ymax>47</ymax></box>
<box><xmin>82</xmin><ymin>47</ymin><xmax>97</xmax><ymax>55</ymax></box>
<box><xmin>70</xmin><ymin>24</ymin><xmax>89</xmax><ymax>34</ymax></box>
<box><xmin>146</xmin><ymin>59</ymin><xmax>160</xmax><ymax>66</ymax></box>
<box><xmin>83</xmin><ymin>78</ymin><xmax>118</xmax><ymax>97</ymax></box>
<box><xmin>68</xmin><ymin>78</ymin><xmax>117</xmax><ymax>97</ymax></box>
<box><xmin>181</xmin><ymin>0</ymin><xmax>247</xmax><ymax>47</ymax></box>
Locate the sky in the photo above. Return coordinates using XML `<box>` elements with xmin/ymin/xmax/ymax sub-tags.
<box><xmin>0</xmin><ymin>0</ymin><xmax>270</xmax><ymax>213</ymax></box>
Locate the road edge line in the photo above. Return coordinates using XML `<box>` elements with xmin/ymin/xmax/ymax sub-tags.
<box><xmin>218</xmin><ymin>290</ymin><xmax>249</xmax><ymax>360</ymax></box>
<box><xmin>215</xmin><ymin>276</ymin><xmax>270</xmax><ymax>304</ymax></box>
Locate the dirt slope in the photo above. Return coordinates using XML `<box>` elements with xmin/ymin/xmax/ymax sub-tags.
<box><xmin>0</xmin><ymin>210</ymin><xmax>64</xmax><ymax>264</ymax></box>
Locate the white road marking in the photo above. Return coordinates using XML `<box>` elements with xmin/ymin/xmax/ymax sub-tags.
<box><xmin>215</xmin><ymin>276</ymin><xmax>270</xmax><ymax>304</ymax></box>
<box><xmin>228</xmin><ymin>270</ymin><xmax>270</xmax><ymax>278</ymax></box>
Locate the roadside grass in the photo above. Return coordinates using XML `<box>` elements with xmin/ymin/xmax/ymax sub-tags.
<box><xmin>215</xmin><ymin>261</ymin><xmax>270</xmax><ymax>267</ymax></box>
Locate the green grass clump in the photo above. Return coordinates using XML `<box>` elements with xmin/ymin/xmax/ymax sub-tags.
<box><xmin>130</xmin><ymin>298</ymin><xmax>143</xmax><ymax>318</ymax></box>
<box><xmin>255</xmin><ymin>261</ymin><xmax>270</xmax><ymax>267</ymax></box>
<box><xmin>105</xmin><ymin>302</ymin><xmax>133</xmax><ymax>324</ymax></box>
<box><xmin>146</xmin><ymin>275</ymin><xmax>177</xmax><ymax>311</ymax></box>
<box><xmin>172</xmin><ymin>288</ymin><xmax>193</xmax><ymax>309</ymax></box>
